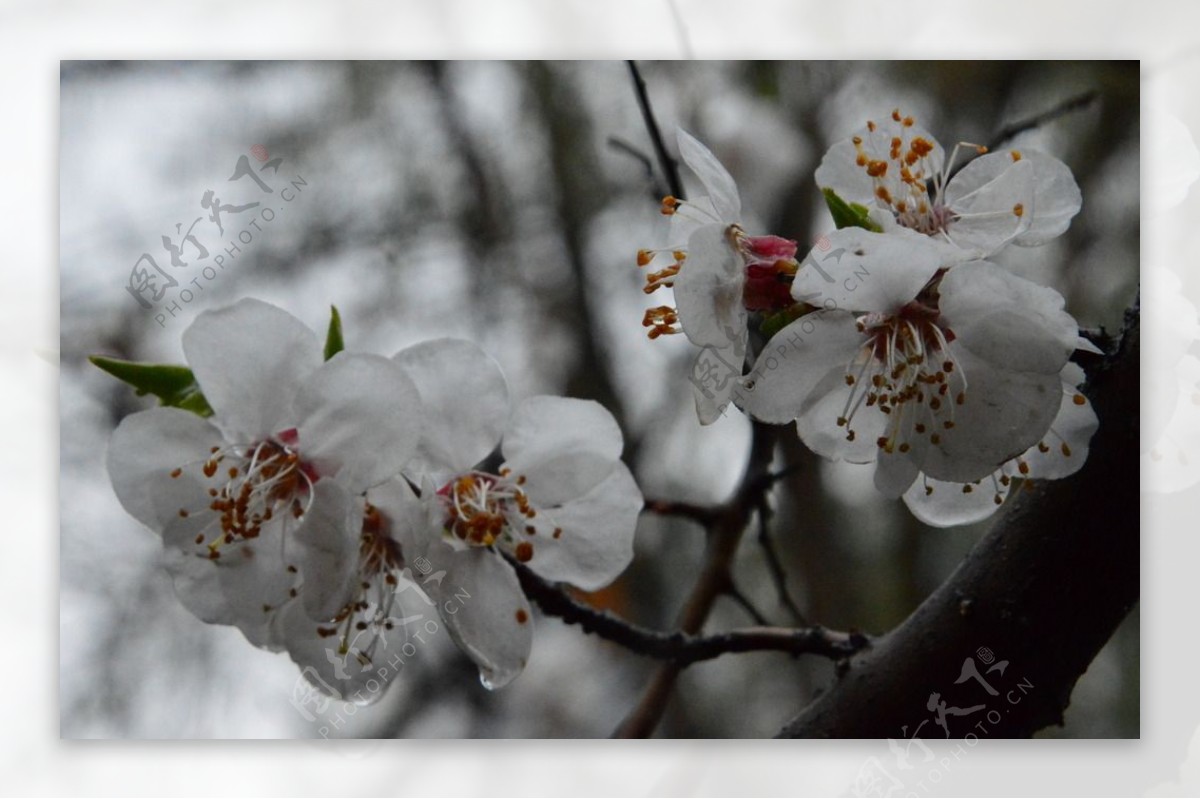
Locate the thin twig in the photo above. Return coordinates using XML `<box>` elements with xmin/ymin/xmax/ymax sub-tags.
<box><xmin>642</xmin><ymin>497</ymin><xmax>719</xmax><ymax>526</ymax></box>
<box><xmin>614</xmin><ymin>420</ymin><xmax>779</xmax><ymax>738</ymax></box>
<box><xmin>986</xmin><ymin>90</ymin><xmax>1099</xmax><ymax>152</ymax></box>
<box><xmin>607</xmin><ymin>135</ymin><xmax>664</xmax><ymax>201</ymax></box>
<box><xmin>626</xmin><ymin>60</ymin><xmax>685</xmax><ymax>201</ymax></box>
<box><xmin>723</xmin><ymin>580</ymin><xmax>772</xmax><ymax>626</ymax></box>
<box><xmin>754</xmin><ymin>496</ymin><xmax>808</xmax><ymax>625</ymax></box>
<box><xmin>947</xmin><ymin>90</ymin><xmax>1100</xmax><ymax>182</ymax></box>
<box><xmin>512</xmin><ymin>560</ymin><xmax>868</xmax><ymax>665</ymax></box>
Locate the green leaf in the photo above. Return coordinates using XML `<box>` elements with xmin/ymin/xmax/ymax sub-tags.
<box><xmin>758</xmin><ymin>304</ymin><xmax>808</xmax><ymax>340</ymax></box>
<box><xmin>822</xmin><ymin>188</ymin><xmax>882</xmax><ymax>232</ymax></box>
<box><xmin>88</xmin><ymin>355</ymin><xmax>214</xmax><ymax>417</ymax></box>
<box><xmin>324</xmin><ymin>305</ymin><xmax>344</xmax><ymax>361</ymax></box>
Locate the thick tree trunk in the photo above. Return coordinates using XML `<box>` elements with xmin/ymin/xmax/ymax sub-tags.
<box><xmin>779</xmin><ymin>308</ymin><xmax>1139</xmax><ymax>739</ymax></box>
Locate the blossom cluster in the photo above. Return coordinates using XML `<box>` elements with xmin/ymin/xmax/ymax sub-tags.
<box><xmin>106</xmin><ymin>299</ymin><xmax>642</xmax><ymax>701</ymax></box>
<box><xmin>640</xmin><ymin>112</ymin><xmax>1098</xmax><ymax>526</ymax></box>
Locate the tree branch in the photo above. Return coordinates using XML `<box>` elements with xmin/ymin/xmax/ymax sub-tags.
<box><xmin>778</xmin><ymin>301</ymin><xmax>1139</xmax><ymax>738</ymax></box>
<box><xmin>513</xmin><ymin>559</ymin><xmax>868</xmax><ymax>666</ymax></box>
<box><xmin>986</xmin><ymin>90</ymin><xmax>1099</xmax><ymax>152</ymax></box>
<box><xmin>614</xmin><ymin>420</ymin><xmax>779</xmax><ymax>737</ymax></box>
<box><xmin>626</xmin><ymin>60</ymin><xmax>685</xmax><ymax>202</ymax></box>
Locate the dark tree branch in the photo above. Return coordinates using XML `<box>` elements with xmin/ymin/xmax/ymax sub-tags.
<box><xmin>641</xmin><ymin>497</ymin><xmax>719</xmax><ymax>526</ymax></box>
<box><xmin>754</xmin><ymin>496</ymin><xmax>808</xmax><ymax>625</ymax></box>
<box><xmin>778</xmin><ymin>301</ymin><xmax>1139</xmax><ymax>738</ymax></box>
<box><xmin>513</xmin><ymin>560</ymin><xmax>868</xmax><ymax>666</ymax></box>
<box><xmin>947</xmin><ymin>90</ymin><xmax>1100</xmax><ymax>182</ymax></box>
<box><xmin>723</xmin><ymin>580</ymin><xmax>772</xmax><ymax>626</ymax></box>
<box><xmin>986</xmin><ymin>90</ymin><xmax>1099</xmax><ymax>152</ymax></box>
<box><xmin>607</xmin><ymin>135</ymin><xmax>665</xmax><ymax>202</ymax></box>
<box><xmin>626</xmin><ymin>60</ymin><xmax>685</xmax><ymax>202</ymax></box>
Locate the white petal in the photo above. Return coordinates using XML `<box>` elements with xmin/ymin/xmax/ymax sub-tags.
<box><xmin>918</xmin><ymin>345</ymin><xmax>1062</xmax><ymax>483</ymax></box>
<box><xmin>182</xmin><ymin>298</ymin><xmax>322</xmax><ymax>438</ymax></box>
<box><xmin>939</xmin><ymin>261</ymin><xmax>1077</xmax><ymax>375</ymax></box>
<box><xmin>814</xmin><ymin>117</ymin><xmax>945</xmax><ymax>212</ymax></box>
<box><xmin>688</xmin><ymin>344</ymin><xmax>743</xmax><ymax>426</ymax></box>
<box><xmin>1019</xmin><ymin>381</ymin><xmax>1098</xmax><ymax>480</ymax></box>
<box><xmin>277</xmin><ymin>583</ymin><xmax>433</xmax><ymax>705</ymax></box>
<box><xmin>793</xmin><ymin>366</ymin><xmax>887</xmax><ymax>464</ymax></box>
<box><xmin>676</xmin><ymin>128</ymin><xmax>741</xmax><ymax>221</ymax></box>
<box><xmin>942</xmin><ymin>156</ymin><xmax>1034</xmax><ymax>257</ymax></box>
<box><xmin>295</xmin><ymin>353</ymin><xmax>424</xmax><ymax>493</ymax></box>
<box><xmin>903</xmin><ymin>471</ymin><xmax>1010</xmax><ymax>528</ymax></box>
<box><xmin>792</xmin><ymin>228</ymin><xmax>946</xmax><ymax>313</ymax></box>
<box><xmin>107</xmin><ymin>407</ymin><xmax>226</xmax><ymax>531</ymax></box>
<box><xmin>367</xmin><ymin>477</ymin><xmax>433</xmax><ymax>564</ymax></box>
<box><xmin>293</xmin><ymin>481</ymin><xmax>363</xmax><ymax>622</ymax></box>
<box><xmin>519</xmin><ymin>462</ymin><xmax>641</xmax><ymax>591</ymax></box>
<box><xmin>393</xmin><ymin>339</ymin><xmax>509</xmax><ymax>477</ymax></box>
<box><xmin>160</xmin><ymin>543</ymin><xmax>234</xmax><ymax>626</ymax></box>
<box><xmin>674</xmin><ymin>224</ymin><xmax>746</xmax><ymax>349</ymax></box>
<box><xmin>1013</xmin><ymin>152</ymin><xmax>1081</xmax><ymax>246</ymax></box>
<box><xmin>736</xmin><ymin>310</ymin><xmax>863</xmax><ymax>425</ymax></box>
<box><xmin>215</xmin><ymin>527</ymin><xmax>301</xmax><ymax>650</ymax></box>
<box><xmin>425</xmin><ymin>544</ymin><xmax>533</xmax><ymax>690</ymax></box>
<box><xmin>502</xmin><ymin>397</ymin><xmax>625</xmax><ymax>508</ymax></box>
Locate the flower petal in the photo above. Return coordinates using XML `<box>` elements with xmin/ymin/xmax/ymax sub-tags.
<box><xmin>295</xmin><ymin>352</ymin><xmax>424</xmax><ymax>493</ymax></box>
<box><xmin>159</xmin><ymin>542</ymin><xmax>234</xmax><ymax>626</ymax></box>
<box><xmin>918</xmin><ymin>344</ymin><xmax>1062</xmax><ymax>483</ymax></box>
<box><xmin>393</xmin><ymin>339</ymin><xmax>509</xmax><ymax>477</ymax></box>
<box><xmin>276</xmin><ymin>581</ymin><xmax>433</xmax><ymax>705</ymax></box>
<box><xmin>814</xmin><ymin>117</ymin><xmax>945</xmax><ymax>212</ymax></box>
<box><xmin>674</xmin><ymin>224</ymin><xmax>746</xmax><ymax>349</ymax></box>
<box><xmin>181</xmin><ymin>298</ymin><xmax>322</xmax><ymax>438</ymax></box>
<box><xmin>949</xmin><ymin>150</ymin><xmax>1080</xmax><ymax>248</ymax></box>
<box><xmin>677</xmin><ymin>128</ymin><xmax>741</xmax><ymax>221</ymax></box>
<box><xmin>902</xmin><ymin>471</ymin><xmax>1011</xmax><ymax>528</ymax></box>
<box><xmin>793</xmin><ymin>365</ymin><xmax>888</xmax><ymax>464</ymax></box>
<box><xmin>939</xmin><ymin>261</ymin><xmax>1077</xmax><ymax>376</ymax></box>
<box><xmin>1020</xmin><ymin>379</ymin><xmax>1098</xmax><ymax>481</ymax></box>
<box><xmin>502</xmin><ymin>397</ymin><xmax>626</xmax><ymax>508</ymax></box>
<box><xmin>424</xmin><ymin>544</ymin><xmax>533</xmax><ymax>690</ymax></box>
<box><xmin>942</xmin><ymin>156</ymin><xmax>1034</xmax><ymax>257</ymax></box>
<box><xmin>792</xmin><ymin>228</ymin><xmax>947</xmax><ymax>313</ymax></box>
<box><xmin>107</xmin><ymin>407</ymin><xmax>226</xmax><ymax>531</ymax></box>
<box><xmin>214</xmin><ymin>528</ymin><xmax>301</xmax><ymax>650</ymax></box>
<box><xmin>293</xmin><ymin>480</ymin><xmax>363</xmax><ymax>622</ymax></box>
<box><xmin>1014</xmin><ymin>151</ymin><xmax>1082</xmax><ymax>246</ymax></box>
<box><xmin>737</xmin><ymin>310</ymin><xmax>864</xmax><ymax>426</ymax></box>
<box><xmin>520</xmin><ymin>461</ymin><xmax>641</xmax><ymax>591</ymax></box>
<box><xmin>689</xmin><ymin>345</ymin><xmax>742</xmax><ymax>425</ymax></box>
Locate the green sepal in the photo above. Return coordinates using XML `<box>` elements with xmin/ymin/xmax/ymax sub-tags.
<box><xmin>324</xmin><ymin>305</ymin><xmax>344</xmax><ymax>361</ymax></box>
<box><xmin>822</xmin><ymin>187</ymin><xmax>882</xmax><ymax>232</ymax></box>
<box><xmin>88</xmin><ymin>356</ymin><xmax>214</xmax><ymax>417</ymax></box>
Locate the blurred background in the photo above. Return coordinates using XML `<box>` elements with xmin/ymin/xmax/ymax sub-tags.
<box><xmin>59</xmin><ymin>60</ymin><xmax>1139</xmax><ymax>739</ymax></box>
